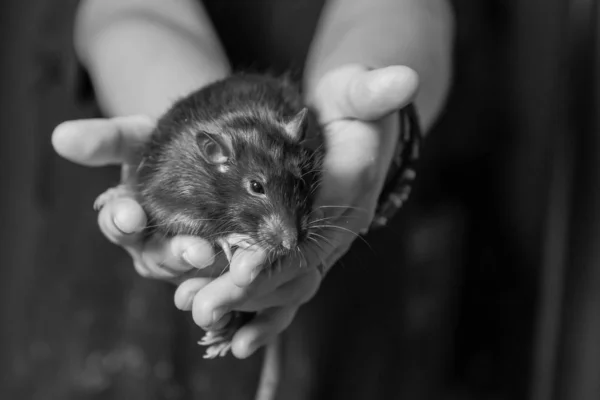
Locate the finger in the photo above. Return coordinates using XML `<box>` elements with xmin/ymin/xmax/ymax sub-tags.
<box><xmin>354</xmin><ymin>184</ymin><xmax>381</xmax><ymax>236</ymax></box>
<box><xmin>313</xmin><ymin>121</ymin><xmax>380</xmax><ymax>213</ymax></box>
<box><xmin>96</xmin><ymin>197</ymin><xmax>176</xmax><ymax>280</ymax></box>
<box><xmin>97</xmin><ymin>197</ymin><xmax>147</xmax><ymax>247</ymax></box>
<box><xmin>238</xmin><ymin>269</ymin><xmax>320</xmax><ymax>312</ymax></box>
<box><xmin>191</xmin><ymin>265</ymin><xmax>296</xmax><ymax>329</ymax></box>
<box><xmin>313</xmin><ymin>114</ymin><xmax>398</xmax><ymax>220</ymax></box>
<box><xmin>314</xmin><ymin>64</ymin><xmax>419</xmax><ymax>123</ymax></box>
<box><xmin>344</xmin><ymin>66</ymin><xmax>419</xmax><ymax>120</ymax></box>
<box><xmin>191</xmin><ymin>273</ymin><xmax>251</xmax><ymax>329</ymax></box>
<box><xmin>140</xmin><ymin>235</ymin><xmax>216</xmax><ymax>278</ymax></box>
<box><xmin>210</xmin><ymin>312</ymin><xmax>234</xmax><ymax>332</ymax></box>
<box><xmin>52</xmin><ymin>115</ymin><xmax>155</xmax><ymax>167</ymax></box>
<box><xmin>231</xmin><ymin>306</ymin><xmax>299</xmax><ymax>359</ymax></box>
<box><xmin>229</xmin><ymin>247</ymin><xmax>269</xmax><ymax>287</ymax></box>
<box><xmin>174</xmin><ymin>277</ymin><xmax>213</xmax><ymax>310</ymax></box>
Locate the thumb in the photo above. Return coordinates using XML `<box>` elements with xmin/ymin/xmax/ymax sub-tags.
<box><xmin>314</xmin><ymin>64</ymin><xmax>419</xmax><ymax>123</ymax></box>
<box><xmin>52</xmin><ymin>115</ymin><xmax>156</xmax><ymax>167</ymax></box>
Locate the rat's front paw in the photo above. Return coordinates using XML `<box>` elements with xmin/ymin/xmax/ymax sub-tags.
<box><xmin>198</xmin><ymin>311</ymin><xmax>254</xmax><ymax>359</ymax></box>
<box><xmin>94</xmin><ymin>184</ymin><xmax>135</xmax><ymax>211</ymax></box>
<box><xmin>199</xmin><ymin>329</ymin><xmax>235</xmax><ymax>359</ymax></box>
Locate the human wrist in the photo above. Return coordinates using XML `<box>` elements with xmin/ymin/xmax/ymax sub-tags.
<box><xmin>304</xmin><ymin>0</ymin><xmax>454</xmax><ymax>132</ymax></box>
<box><xmin>79</xmin><ymin>16</ymin><xmax>230</xmax><ymax>118</ymax></box>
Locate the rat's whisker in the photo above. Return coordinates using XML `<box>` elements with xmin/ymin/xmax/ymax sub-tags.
<box><xmin>308</xmin><ymin>232</ymin><xmax>336</xmax><ymax>248</ymax></box>
<box><xmin>308</xmin><ymin>180</ymin><xmax>322</xmax><ymax>196</ymax></box>
<box><xmin>311</xmin><ymin>224</ymin><xmax>360</xmax><ymax>237</ymax></box>
<box><xmin>306</xmin><ymin>236</ymin><xmax>328</xmax><ymax>253</ymax></box>
<box><xmin>308</xmin><ymin>214</ymin><xmax>362</xmax><ymax>226</ymax></box>
<box><xmin>298</xmin><ymin>248</ymin><xmax>309</xmax><ymax>269</ymax></box>
<box><xmin>300</xmin><ymin>167</ymin><xmax>325</xmax><ymax>178</ymax></box>
<box><xmin>311</xmin><ymin>224</ymin><xmax>373</xmax><ymax>251</ymax></box>
<box><xmin>313</xmin><ymin>205</ymin><xmax>369</xmax><ymax>213</ymax></box>
<box><xmin>145</xmin><ymin>216</ymin><xmax>222</xmax><ymax>230</ymax></box>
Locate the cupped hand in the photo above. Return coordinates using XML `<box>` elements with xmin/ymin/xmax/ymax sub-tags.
<box><xmin>52</xmin><ymin>115</ymin><xmax>227</xmax><ymax>283</ymax></box>
<box><xmin>183</xmin><ymin>64</ymin><xmax>420</xmax><ymax>358</ymax></box>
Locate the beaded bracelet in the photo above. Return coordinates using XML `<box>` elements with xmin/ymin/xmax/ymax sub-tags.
<box><xmin>369</xmin><ymin>103</ymin><xmax>422</xmax><ymax>230</ymax></box>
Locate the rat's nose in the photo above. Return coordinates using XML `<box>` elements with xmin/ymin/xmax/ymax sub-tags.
<box><xmin>262</xmin><ymin>214</ymin><xmax>298</xmax><ymax>251</ymax></box>
<box><xmin>280</xmin><ymin>229</ymin><xmax>296</xmax><ymax>250</ymax></box>
<box><xmin>271</xmin><ymin>223</ymin><xmax>297</xmax><ymax>250</ymax></box>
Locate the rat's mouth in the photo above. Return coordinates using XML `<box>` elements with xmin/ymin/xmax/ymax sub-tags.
<box><xmin>223</xmin><ymin>233</ymin><xmax>256</xmax><ymax>249</ymax></box>
<box><xmin>217</xmin><ymin>233</ymin><xmax>297</xmax><ymax>265</ymax></box>
<box><xmin>216</xmin><ymin>234</ymin><xmax>256</xmax><ymax>263</ymax></box>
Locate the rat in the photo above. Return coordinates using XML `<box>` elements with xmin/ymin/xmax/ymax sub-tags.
<box><xmin>93</xmin><ymin>72</ymin><xmax>422</xmax><ymax>400</ymax></box>
<box><xmin>94</xmin><ymin>72</ymin><xmax>325</xmax><ymax>400</ymax></box>
<box><xmin>133</xmin><ymin>73</ymin><xmax>323</xmax><ymax>260</ymax></box>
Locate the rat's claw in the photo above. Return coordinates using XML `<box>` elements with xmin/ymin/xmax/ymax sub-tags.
<box><xmin>217</xmin><ymin>238</ymin><xmax>233</xmax><ymax>263</ymax></box>
<box><xmin>217</xmin><ymin>234</ymin><xmax>256</xmax><ymax>265</ymax></box>
<box><xmin>94</xmin><ymin>184</ymin><xmax>135</xmax><ymax>211</ymax></box>
<box><xmin>225</xmin><ymin>234</ymin><xmax>255</xmax><ymax>250</ymax></box>
<box><xmin>202</xmin><ymin>340</ymin><xmax>233</xmax><ymax>359</ymax></box>
<box><xmin>198</xmin><ymin>311</ymin><xmax>253</xmax><ymax>359</ymax></box>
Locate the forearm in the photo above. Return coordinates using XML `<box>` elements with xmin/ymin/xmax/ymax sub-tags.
<box><xmin>75</xmin><ymin>0</ymin><xmax>231</xmax><ymax>119</ymax></box>
<box><xmin>305</xmin><ymin>0</ymin><xmax>455</xmax><ymax>131</ymax></box>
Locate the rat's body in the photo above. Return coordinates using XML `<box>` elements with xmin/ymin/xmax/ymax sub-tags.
<box><xmin>95</xmin><ymin>73</ymin><xmax>324</xmax><ymax>400</ymax></box>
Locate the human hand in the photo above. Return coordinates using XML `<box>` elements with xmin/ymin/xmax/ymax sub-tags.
<box><xmin>52</xmin><ymin>116</ymin><xmax>228</xmax><ymax>284</ymax></box>
<box><xmin>181</xmin><ymin>64</ymin><xmax>420</xmax><ymax>358</ymax></box>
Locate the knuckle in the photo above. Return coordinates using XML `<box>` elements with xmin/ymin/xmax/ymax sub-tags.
<box><xmin>139</xmin><ymin>251</ymin><xmax>177</xmax><ymax>280</ymax></box>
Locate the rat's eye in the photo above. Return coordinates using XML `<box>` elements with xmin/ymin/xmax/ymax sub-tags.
<box><xmin>249</xmin><ymin>180</ymin><xmax>265</xmax><ymax>195</ymax></box>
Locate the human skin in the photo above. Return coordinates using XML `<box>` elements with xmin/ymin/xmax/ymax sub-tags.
<box><xmin>53</xmin><ymin>0</ymin><xmax>454</xmax><ymax>358</ymax></box>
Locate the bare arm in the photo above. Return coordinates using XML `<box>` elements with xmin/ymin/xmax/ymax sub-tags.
<box><xmin>305</xmin><ymin>0</ymin><xmax>455</xmax><ymax>131</ymax></box>
<box><xmin>75</xmin><ymin>0</ymin><xmax>231</xmax><ymax>119</ymax></box>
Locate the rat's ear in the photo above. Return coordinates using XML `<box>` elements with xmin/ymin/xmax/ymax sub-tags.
<box><xmin>283</xmin><ymin>108</ymin><xmax>309</xmax><ymax>142</ymax></box>
<box><xmin>196</xmin><ymin>131</ymin><xmax>233</xmax><ymax>164</ymax></box>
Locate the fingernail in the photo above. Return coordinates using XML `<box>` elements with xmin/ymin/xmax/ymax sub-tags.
<box><xmin>181</xmin><ymin>244</ymin><xmax>213</xmax><ymax>269</ymax></box>
<box><xmin>113</xmin><ymin>214</ymin><xmax>131</xmax><ymax>234</ymax></box>
<box><xmin>182</xmin><ymin>250</ymin><xmax>200</xmax><ymax>269</ymax></box>
<box><xmin>113</xmin><ymin>205</ymin><xmax>144</xmax><ymax>234</ymax></box>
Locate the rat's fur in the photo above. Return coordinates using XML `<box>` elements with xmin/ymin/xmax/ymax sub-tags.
<box><xmin>136</xmin><ymin>74</ymin><xmax>323</xmax><ymax>259</ymax></box>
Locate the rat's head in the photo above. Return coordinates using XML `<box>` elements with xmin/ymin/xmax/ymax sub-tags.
<box><xmin>191</xmin><ymin>107</ymin><xmax>322</xmax><ymax>257</ymax></box>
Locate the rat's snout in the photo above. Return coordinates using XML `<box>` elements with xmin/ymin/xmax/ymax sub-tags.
<box><xmin>260</xmin><ymin>214</ymin><xmax>298</xmax><ymax>251</ymax></box>
<box><xmin>279</xmin><ymin>229</ymin><xmax>296</xmax><ymax>250</ymax></box>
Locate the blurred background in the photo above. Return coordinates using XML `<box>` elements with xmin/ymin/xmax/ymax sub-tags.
<box><xmin>0</xmin><ymin>0</ymin><xmax>598</xmax><ymax>399</ymax></box>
